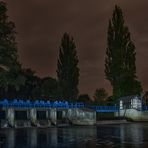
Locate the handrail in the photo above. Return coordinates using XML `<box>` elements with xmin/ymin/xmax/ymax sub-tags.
<box><xmin>0</xmin><ymin>99</ymin><xmax>120</xmax><ymax>112</ymax></box>
<box><xmin>0</xmin><ymin>99</ymin><xmax>85</xmax><ymax>109</ymax></box>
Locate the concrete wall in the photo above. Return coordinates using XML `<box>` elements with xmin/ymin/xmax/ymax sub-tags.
<box><xmin>116</xmin><ymin>109</ymin><xmax>148</xmax><ymax>121</ymax></box>
<box><xmin>0</xmin><ymin>107</ymin><xmax>96</xmax><ymax>127</ymax></box>
<box><xmin>67</xmin><ymin>109</ymin><xmax>96</xmax><ymax>125</ymax></box>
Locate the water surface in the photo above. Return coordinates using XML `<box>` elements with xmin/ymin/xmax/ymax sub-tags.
<box><xmin>1</xmin><ymin>123</ymin><xmax>148</xmax><ymax>148</ymax></box>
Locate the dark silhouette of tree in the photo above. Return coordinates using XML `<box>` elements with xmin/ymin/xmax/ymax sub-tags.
<box><xmin>106</xmin><ymin>96</ymin><xmax>114</xmax><ymax>105</ymax></box>
<box><xmin>105</xmin><ymin>5</ymin><xmax>142</xmax><ymax>100</ymax></box>
<box><xmin>0</xmin><ymin>2</ymin><xmax>25</xmax><ymax>95</ymax></box>
<box><xmin>17</xmin><ymin>68</ymin><xmax>41</xmax><ymax>99</ymax></box>
<box><xmin>40</xmin><ymin>77</ymin><xmax>58</xmax><ymax>100</ymax></box>
<box><xmin>77</xmin><ymin>94</ymin><xmax>93</xmax><ymax>105</ymax></box>
<box><xmin>143</xmin><ymin>91</ymin><xmax>148</xmax><ymax>105</ymax></box>
<box><xmin>0</xmin><ymin>1</ymin><xmax>17</xmax><ymax>68</ymax></box>
<box><xmin>17</xmin><ymin>70</ymin><xmax>58</xmax><ymax>100</ymax></box>
<box><xmin>57</xmin><ymin>33</ymin><xmax>79</xmax><ymax>101</ymax></box>
<box><xmin>93</xmin><ymin>88</ymin><xmax>108</xmax><ymax>105</ymax></box>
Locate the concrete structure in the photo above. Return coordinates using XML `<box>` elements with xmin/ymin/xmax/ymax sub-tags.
<box><xmin>117</xmin><ymin>108</ymin><xmax>148</xmax><ymax>121</ymax></box>
<box><xmin>67</xmin><ymin>108</ymin><xmax>96</xmax><ymax>125</ymax></box>
<box><xmin>2</xmin><ymin>96</ymin><xmax>148</xmax><ymax>125</ymax></box>
<box><xmin>0</xmin><ymin>100</ymin><xmax>96</xmax><ymax>128</ymax></box>
<box><xmin>117</xmin><ymin>95</ymin><xmax>148</xmax><ymax>121</ymax></box>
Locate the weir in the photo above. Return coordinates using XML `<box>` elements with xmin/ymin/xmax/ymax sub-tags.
<box><xmin>0</xmin><ymin>99</ymin><xmax>96</xmax><ymax>127</ymax></box>
<box><xmin>3</xmin><ymin>96</ymin><xmax>148</xmax><ymax>128</ymax></box>
<box><xmin>2</xmin><ymin>96</ymin><xmax>148</xmax><ymax>127</ymax></box>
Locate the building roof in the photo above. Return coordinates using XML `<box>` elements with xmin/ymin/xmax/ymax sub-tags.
<box><xmin>119</xmin><ymin>95</ymin><xmax>141</xmax><ymax>102</ymax></box>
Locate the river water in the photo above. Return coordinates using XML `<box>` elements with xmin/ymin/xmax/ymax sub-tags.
<box><xmin>1</xmin><ymin>123</ymin><xmax>148</xmax><ymax>148</ymax></box>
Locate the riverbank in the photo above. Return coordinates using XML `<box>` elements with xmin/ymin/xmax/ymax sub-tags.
<box><xmin>96</xmin><ymin>119</ymin><xmax>129</xmax><ymax>125</ymax></box>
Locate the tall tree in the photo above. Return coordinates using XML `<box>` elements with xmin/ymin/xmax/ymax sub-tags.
<box><xmin>57</xmin><ymin>33</ymin><xmax>79</xmax><ymax>101</ymax></box>
<box><xmin>105</xmin><ymin>5</ymin><xmax>142</xmax><ymax>100</ymax></box>
<box><xmin>0</xmin><ymin>1</ymin><xmax>25</xmax><ymax>93</ymax></box>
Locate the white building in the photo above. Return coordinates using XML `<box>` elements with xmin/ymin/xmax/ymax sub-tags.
<box><xmin>119</xmin><ymin>95</ymin><xmax>142</xmax><ymax>110</ymax></box>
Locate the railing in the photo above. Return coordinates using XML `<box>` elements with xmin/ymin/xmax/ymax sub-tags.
<box><xmin>90</xmin><ymin>106</ymin><xmax>119</xmax><ymax>112</ymax></box>
<box><xmin>0</xmin><ymin>99</ymin><xmax>120</xmax><ymax>112</ymax></box>
<box><xmin>0</xmin><ymin>99</ymin><xmax>85</xmax><ymax>109</ymax></box>
<box><xmin>142</xmin><ymin>106</ymin><xmax>148</xmax><ymax>111</ymax></box>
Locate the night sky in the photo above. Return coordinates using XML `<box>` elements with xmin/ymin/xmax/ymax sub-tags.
<box><xmin>4</xmin><ymin>0</ymin><xmax>148</xmax><ymax>96</ymax></box>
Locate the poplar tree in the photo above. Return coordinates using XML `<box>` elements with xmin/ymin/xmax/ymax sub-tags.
<box><xmin>57</xmin><ymin>33</ymin><xmax>79</xmax><ymax>101</ymax></box>
<box><xmin>105</xmin><ymin>5</ymin><xmax>142</xmax><ymax>100</ymax></box>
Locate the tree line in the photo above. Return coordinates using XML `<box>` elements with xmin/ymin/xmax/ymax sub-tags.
<box><xmin>0</xmin><ymin>2</ymin><xmax>145</xmax><ymax>104</ymax></box>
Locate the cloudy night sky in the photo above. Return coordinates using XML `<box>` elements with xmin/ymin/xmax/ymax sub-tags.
<box><xmin>4</xmin><ymin>0</ymin><xmax>148</xmax><ymax>96</ymax></box>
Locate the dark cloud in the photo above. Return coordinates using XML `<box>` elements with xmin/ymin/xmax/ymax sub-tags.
<box><xmin>4</xmin><ymin>0</ymin><xmax>148</xmax><ymax>96</ymax></box>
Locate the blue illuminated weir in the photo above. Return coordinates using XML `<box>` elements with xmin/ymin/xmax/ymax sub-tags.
<box><xmin>0</xmin><ymin>99</ymin><xmax>119</xmax><ymax>112</ymax></box>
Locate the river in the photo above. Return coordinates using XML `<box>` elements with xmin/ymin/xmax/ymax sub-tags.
<box><xmin>1</xmin><ymin>123</ymin><xmax>148</xmax><ymax>148</ymax></box>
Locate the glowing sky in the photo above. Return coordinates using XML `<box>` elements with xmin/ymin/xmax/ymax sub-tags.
<box><xmin>5</xmin><ymin>0</ymin><xmax>148</xmax><ymax>96</ymax></box>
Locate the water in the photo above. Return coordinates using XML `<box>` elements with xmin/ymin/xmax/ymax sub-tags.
<box><xmin>1</xmin><ymin>123</ymin><xmax>148</xmax><ymax>148</ymax></box>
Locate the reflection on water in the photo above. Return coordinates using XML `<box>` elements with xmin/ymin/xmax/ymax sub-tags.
<box><xmin>2</xmin><ymin>123</ymin><xmax>148</xmax><ymax>148</ymax></box>
<box><xmin>120</xmin><ymin>124</ymin><xmax>143</xmax><ymax>147</ymax></box>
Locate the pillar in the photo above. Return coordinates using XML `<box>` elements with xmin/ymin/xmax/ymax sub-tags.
<box><xmin>46</xmin><ymin>110</ymin><xmax>49</xmax><ymax>119</ymax></box>
<box><xmin>30</xmin><ymin>108</ymin><xmax>37</xmax><ymax>125</ymax></box>
<box><xmin>7</xmin><ymin>108</ymin><xmax>15</xmax><ymax>127</ymax></box>
<box><xmin>62</xmin><ymin>110</ymin><xmax>67</xmax><ymax>118</ymax></box>
<box><xmin>50</xmin><ymin>108</ymin><xmax>57</xmax><ymax>125</ymax></box>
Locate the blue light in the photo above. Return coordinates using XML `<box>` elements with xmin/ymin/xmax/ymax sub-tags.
<box><xmin>0</xmin><ymin>99</ymin><xmax>120</xmax><ymax>112</ymax></box>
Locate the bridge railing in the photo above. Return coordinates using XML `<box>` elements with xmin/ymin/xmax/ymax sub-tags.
<box><xmin>0</xmin><ymin>99</ymin><xmax>119</xmax><ymax>112</ymax></box>
<box><xmin>0</xmin><ymin>99</ymin><xmax>85</xmax><ymax>109</ymax></box>
<box><xmin>142</xmin><ymin>106</ymin><xmax>148</xmax><ymax>111</ymax></box>
<box><xmin>89</xmin><ymin>106</ymin><xmax>119</xmax><ymax>112</ymax></box>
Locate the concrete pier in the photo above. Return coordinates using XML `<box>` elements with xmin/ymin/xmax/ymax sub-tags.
<box><xmin>7</xmin><ymin>108</ymin><xmax>15</xmax><ymax>127</ymax></box>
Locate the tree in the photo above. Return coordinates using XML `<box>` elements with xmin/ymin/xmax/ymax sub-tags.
<box><xmin>17</xmin><ymin>68</ymin><xmax>40</xmax><ymax>99</ymax></box>
<box><xmin>14</xmin><ymin>69</ymin><xmax>58</xmax><ymax>100</ymax></box>
<box><xmin>0</xmin><ymin>65</ymin><xmax>26</xmax><ymax>99</ymax></box>
<box><xmin>143</xmin><ymin>91</ymin><xmax>148</xmax><ymax>105</ymax></box>
<box><xmin>77</xmin><ymin>94</ymin><xmax>92</xmax><ymax>104</ymax></box>
<box><xmin>40</xmin><ymin>77</ymin><xmax>58</xmax><ymax>100</ymax></box>
<box><xmin>0</xmin><ymin>1</ymin><xmax>17</xmax><ymax>68</ymax></box>
<box><xmin>0</xmin><ymin>2</ymin><xmax>25</xmax><ymax>93</ymax></box>
<box><xmin>93</xmin><ymin>88</ymin><xmax>108</xmax><ymax>105</ymax></box>
<box><xmin>105</xmin><ymin>5</ymin><xmax>142</xmax><ymax>100</ymax></box>
<box><xmin>57</xmin><ymin>33</ymin><xmax>79</xmax><ymax>101</ymax></box>
<box><xmin>106</xmin><ymin>96</ymin><xmax>114</xmax><ymax>105</ymax></box>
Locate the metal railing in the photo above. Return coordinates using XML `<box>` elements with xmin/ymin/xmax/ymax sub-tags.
<box><xmin>0</xmin><ymin>99</ymin><xmax>120</xmax><ymax>112</ymax></box>
<box><xmin>142</xmin><ymin>106</ymin><xmax>148</xmax><ymax>111</ymax></box>
<box><xmin>0</xmin><ymin>99</ymin><xmax>85</xmax><ymax>109</ymax></box>
<box><xmin>89</xmin><ymin>106</ymin><xmax>119</xmax><ymax>112</ymax></box>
